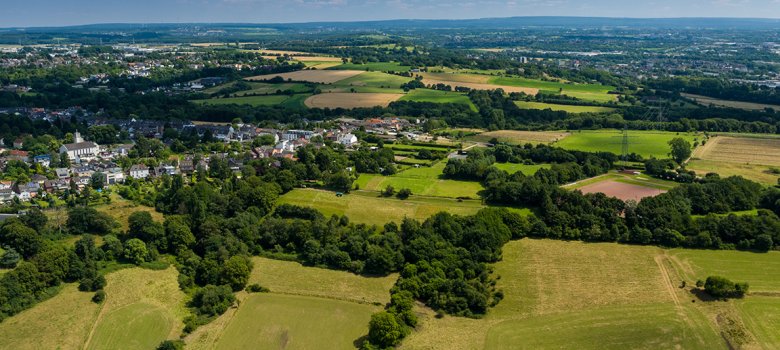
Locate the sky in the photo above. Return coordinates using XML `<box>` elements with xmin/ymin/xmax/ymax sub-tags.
<box><xmin>3</xmin><ymin>0</ymin><xmax>780</xmax><ymax>27</ymax></box>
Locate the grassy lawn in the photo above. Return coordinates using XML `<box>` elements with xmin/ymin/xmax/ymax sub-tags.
<box><xmin>355</xmin><ymin>162</ymin><xmax>483</xmax><ymax>198</ymax></box>
<box><xmin>278</xmin><ymin>188</ymin><xmax>485</xmax><ymax>225</ymax></box>
<box><xmin>514</xmin><ymin>101</ymin><xmax>615</xmax><ymax>113</ymax></box>
<box><xmin>736</xmin><ymin>297</ymin><xmax>780</xmax><ymax>349</ymax></box>
<box><xmin>215</xmin><ymin>294</ymin><xmax>378</xmax><ymax>350</ymax></box>
<box><xmin>87</xmin><ymin>303</ymin><xmax>170</xmax><ymax>350</ymax></box>
<box><xmin>491</xmin><ymin>162</ymin><xmax>551</xmax><ymax>175</ymax></box>
<box><xmin>556</xmin><ymin>129</ymin><xmax>700</xmax><ymax>158</ymax></box>
<box><xmin>399</xmin><ymin>89</ymin><xmax>478</xmax><ymax>111</ymax></box>
<box><xmin>329</xmin><ymin>62</ymin><xmax>412</xmax><ymax>72</ymax></box>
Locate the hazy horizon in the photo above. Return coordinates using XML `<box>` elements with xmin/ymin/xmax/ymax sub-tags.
<box><xmin>4</xmin><ymin>0</ymin><xmax>780</xmax><ymax>28</ymax></box>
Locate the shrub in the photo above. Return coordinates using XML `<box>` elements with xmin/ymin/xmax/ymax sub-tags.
<box><xmin>92</xmin><ymin>290</ymin><xmax>106</xmax><ymax>303</ymax></box>
<box><xmin>396</xmin><ymin>188</ymin><xmax>412</xmax><ymax>200</ymax></box>
<box><xmin>156</xmin><ymin>340</ymin><xmax>184</xmax><ymax>350</ymax></box>
<box><xmin>246</xmin><ymin>283</ymin><xmax>270</xmax><ymax>293</ymax></box>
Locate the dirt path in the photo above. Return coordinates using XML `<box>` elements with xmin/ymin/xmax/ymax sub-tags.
<box><xmin>655</xmin><ymin>255</ymin><xmax>681</xmax><ymax>306</ymax></box>
<box><xmin>82</xmin><ymin>295</ymin><xmax>109</xmax><ymax>350</ymax></box>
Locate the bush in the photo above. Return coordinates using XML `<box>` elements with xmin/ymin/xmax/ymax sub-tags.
<box><xmin>246</xmin><ymin>283</ymin><xmax>270</xmax><ymax>293</ymax></box>
<box><xmin>367</xmin><ymin>311</ymin><xmax>406</xmax><ymax>348</ymax></box>
<box><xmin>156</xmin><ymin>340</ymin><xmax>184</xmax><ymax>350</ymax></box>
<box><xmin>704</xmin><ymin>276</ymin><xmax>749</xmax><ymax>299</ymax></box>
<box><xmin>92</xmin><ymin>290</ymin><xmax>106</xmax><ymax>303</ymax></box>
<box><xmin>396</xmin><ymin>188</ymin><xmax>412</xmax><ymax>200</ymax></box>
<box><xmin>79</xmin><ymin>275</ymin><xmax>106</xmax><ymax>292</ymax></box>
<box><xmin>190</xmin><ymin>284</ymin><xmax>236</xmax><ymax>317</ymax></box>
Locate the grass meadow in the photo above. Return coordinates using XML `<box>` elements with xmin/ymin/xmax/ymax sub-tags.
<box><xmin>491</xmin><ymin>162</ymin><xmax>551</xmax><ymax>175</ymax></box>
<box><xmin>514</xmin><ymin>101</ymin><xmax>615</xmax><ymax>113</ymax></box>
<box><xmin>556</xmin><ymin>129</ymin><xmax>700</xmax><ymax>158</ymax></box>
<box><xmin>329</xmin><ymin>62</ymin><xmax>413</xmax><ymax>72</ymax></box>
<box><xmin>355</xmin><ymin>162</ymin><xmax>484</xmax><ymax>198</ymax></box>
<box><xmin>399</xmin><ymin>89</ymin><xmax>478</xmax><ymax>111</ymax></box>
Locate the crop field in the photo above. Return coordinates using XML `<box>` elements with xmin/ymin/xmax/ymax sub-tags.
<box><xmin>692</xmin><ymin>136</ymin><xmax>780</xmax><ymax>167</ymax></box>
<box><xmin>399</xmin><ymin>89</ymin><xmax>478</xmax><ymax>111</ymax></box>
<box><xmin>514</xmin><ymin>101</ymin><xmax>615</xmax><ymax>113</ymax></box>
<box><xmin>468</xmin><ymin>130</ymin><xmax>571</xmax><ymax>144</ymax></box>
<box><xmin>301</xmin><ymin>61</ymin><xmax>343</xmax><ymax>69</ymax></box>
<box><xmin>355</xmin><ymin>163</ymin><xmax>484</xmax><ymax>198</ymax></box>
<box><xmin>246</xmin><ymin>70</ymin><xmax>364</xmax><ymax>84</ymax></box>
<box><xmin>329</xmin><ymin>62</ymin><xmax>412</xmax><ymax>72</ymax></box>
<box><xmin>682</xmin><ymin>93</ymin><xmax>780</xmax><ymax>111</ymax></box>
<box><xmin>278</xmin><ymin>188</ymin><xmax>484</xmax><ymax>225</ymax></box>
<box><xmin>492</xmin><ymin>162</ymin><xmax>551</xmax><ymax>175</ymax></box>
<box><xmin>556</xmin><ymin>129</ymin><xmax>699</xmax><ymax>158</ymax></box>
<box><xmin>304</xmin><ymin>92</ymin><xmax>404</xmax><ymax>109</ymax></box>
<box><xmin>402</xmin><ymin>240</ymin><xmax>726</xmax><ymax>350</ymax></box>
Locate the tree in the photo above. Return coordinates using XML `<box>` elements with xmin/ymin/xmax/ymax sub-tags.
<box><xmin>156</xmin><ymin>340</ymin><xmax>184</xmax><ymax>350</ymax></box>
<box><xmin>0</xmin><ymin>248</ymin><xmax>21</xmax><ymax>268</ymax></box>
<box><xmin>191</xmin><ymin>284</ymin><xmax>235</xmax><ymax>316</ymax></box>
<box><xmin>221</xmin><ymin>255</ymin><xmax>253</xmax><ymax>291</ymax></box>
<box><xmin>91</xmin><ymin>172</ymin><xmax>105</xmax><ymax>190</ymax></box>
<box><xmin>0</xmin><ymin>222</ymin><xmax>44</xmax><ymax>259</ymax></box>
<box><xmin>20</xmin><ymin>208</ymin><xmax>47</xmax><ymax>232</ymax></box>
<box><xmin>382</xmin><ymin>185</ymin><xmax>396</xmax><ymax>197</ymax></box>
<box><xmin>123</xmin><ymin>238</ymin><xmax>149</xmax><ymax>265</ymax></box>
<box><xmin>92</xmin><ymin>290</ymin><xmax>106</xmax><ymax>303</ymax></box>
<box><xmin>367</xmin><ymin>311</ymin><xmax>405</xmax><ymax>348</ymax></box>
<box><xmin>396</xmin><ymin>188</ymin><xmax>412</xmax><ymax>200</ymax></box>
<box><xmin>704</xmin><ymin>276</ymin><xmax>749</xmax><ymax>298</ymax></box>
<box><xmin>164</xmin><ymin>216</ymin><xmax>195</xmax><ymax>252</ymax></box>
<box><xmin>668</xmin><ymin>138</ymin><xmax>692</xmax><ymax>164</ymax></box>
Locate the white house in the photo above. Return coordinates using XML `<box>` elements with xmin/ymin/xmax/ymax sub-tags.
<box><xmin>128</xmin><ymin>164</ymin><xmax>150</xmax><ymax>179</ymax></box>
<box><xmin>339</xmin><ymin>133</ymin><xmax>358</xmax><ymax>146</ymax></box>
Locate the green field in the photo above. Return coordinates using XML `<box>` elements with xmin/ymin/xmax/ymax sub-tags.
<box><xmin>333</xmin><ymin>71</ymin><xmax>410</xmax><ymax>90</ymax></box>
<box><xmin>737</xmin><ymin>297</ymin><xmax>780</xmax><ymax>349</ymax></box>
<box><xmin>514</xmin><ymin>101</ymin><xmax>615</xmax><ymax>113</ymax></box>
<box><xmin>564</xmin><ymin>172</ymin><xmax>679</xmax><ymax>191</ymax></box>
<box><xmin>669</xmin><ymin>249</ymin><xmax>780</xmax><ymax>292</ymax></box>
<box><xmin>203</xmin><ymin>81</ymin><xmax>311</xmax><ymax>96</ymax></box>
<box><xmin>399</xmin><ymin>89</ymin><xmax>478</xmax><ymax>111</ymax></box>
<box><xmin>687</xmin><ymin>159</ymin><xmax>780</xmax><ymax>186</ymax></box>
<box><xmin>355</xmin><ymin>162</ymin><xmax>483</xmax><ymax>198</ymax></box>
<box><xmin>87</xmin><ymin>303</ymin><xmax>171</xmax><ymax>350</ymax></box>
<box><xmin>329</xmin><ymin>62</ymin><xmax>412</xmax><ymax>72</ymax></box>
<box><xmin>489</xmin><ymin>76</ymin><xmax>617</xmax><ymax>102</ymax></box>
<box><xmin>492</xmin><ymin>162</ymin><xmax>551</xmax><ymax>175</ymax></box>
<box><xmin>216</xmin><ymin>293</ymin><xmax>376</xmax><ymax>350</ymax></box>
<box><xmin>278</xmin><ymin>189</ymin><xmax>485</xmax><ymax>225</ymax></box>
<box><xmin>556</xmin><ymin>130</ymin><xmax>700</xmax><ymax>158</ymax></box>
<box><xmin>193</xmin><ymin>94</ymin><xmax>310</xmax><ymax>108</ymax></box>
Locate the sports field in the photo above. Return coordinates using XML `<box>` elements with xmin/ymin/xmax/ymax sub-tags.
<box><xmin>304</xmin><ymin>92</ymin><xmax>404</xmax><ymax>109</ymax></box>
<box><xmin>556</xmin><ymin>129</ymin><xmax>699</xmax><ymax>158</ymax></box>
<box><xmin>354</xmin><ymin>162</ymin><xmax>484</xmax><ymax>198</ymax></box>
<box><xmin>514</xmin><ymin>101</ymin><xmax>615</xmax><ymax>113</ymax></box>
<box><xmin>278</xmin><ymin>188</ymin><xmax>484</xmax><ymax>225</ymax></box>
<box><xmin>468</xmin><ymin>130</ymin><xmax>571</xmax><ymax>144</ymax></box>
<box><xmin>402</xmin><ymin>240</ymin><xmax>726</xmax><ymax>350</ymax></box>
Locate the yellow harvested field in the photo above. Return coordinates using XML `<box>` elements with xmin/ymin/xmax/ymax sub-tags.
<box><xmin>692</xmin><ymin>136</ymin><xmax>780</xmax><ymax>167</ymax></box>
<box><xmin>256</xmin><ymin>49</ymin><xmax>310</xmax><ymax>56</ymax></box>
<box><xmin>683</xmin><ymin>93</ymin><xmax>780</xmax><ymax>111</ymax></box>
<box><xmin>304</xmin><ymin>92</ymin><xmax>403</xmax><ymax>109</ymax></box>
<box><xmin>472</xmin><ymin>130</ymin><xmax>570</xmax><ymax>144</ymax></box>
<box><xmin>246</xmin><ymin>70</ymin><xmax>363</xmax><ymax>84</ymax></box>
<box><xmin>419</xmin><ymin>72</ymin><xmax>492</xmax><ymax>84</ymax></box>
<box><xmin>262</xmin><ymin>55</ymin><xmax>343</xmax><ymax>62</ymax></box>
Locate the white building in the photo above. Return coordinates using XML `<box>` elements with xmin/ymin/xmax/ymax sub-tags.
<box><xmin>339</xmin><ymin>133</ymin><xmax>358</xmax><ymax>146</ymax></box>
<box><xmin>59</xmin><ymin>132</ymin><xmax>99</xmax><ymax>163</ymax></box>
<box><xmin>128</xmin><ymin>164</ymin><xmax>150</xmax><ymax>179</ymax></box>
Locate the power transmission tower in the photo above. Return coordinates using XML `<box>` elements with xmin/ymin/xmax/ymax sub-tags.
<box><xmin>621</xmin><ymin>127</ymin><xmax>630</xmax><ymax>168</ymax></box>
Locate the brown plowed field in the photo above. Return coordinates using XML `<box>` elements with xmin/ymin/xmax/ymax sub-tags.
<box><xmin>578</xmin><ymin>180</ymin><xmax>666</xmax><ymax>202</ymax></box>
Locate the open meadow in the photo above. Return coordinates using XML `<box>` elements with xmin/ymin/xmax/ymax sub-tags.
<box><xmin>246</xmin><ymin>70</ymin><xmax>364</xmax><ymax>84</ymax></box>
<box><xmin>491</xmin><ymin>162</ymin><xmax>551</xmax><ymax>175</ymax></box>
<box><xmin>682</xmin><ymin>93</ymin><xmax>780</xmax><ymax>111</ymax></box>
<box><xmin>556</xmin><ymin>129</ymin><xmax>700</xmax><ymax>158</ymax></box>
<box><xmin>192</xmin><ymin>94</ymin><xmax>310</xmax><ymax>108</ymax></box>
<box><xmin>399</xmin><ymin>89</ymin><xmax>478</xmax><ymax>111</ymax></box>
<box><xmin>354</xmin><ymin>162</ymin><xmax>484</xmax><ymax>198</ymax></box>
<box><xmin>328</xmin><ymin>62</ymin><xmax>412</xmax><ymax>72</ymax></box>
<box><xmin>278</xmin><ymin>188</ymin><xmax>485</xmax><ymax>225</ymax></box>
<box><xmin>402</xmin><ymin>239</ymin><xmax>727</xmax><ymax>350</ymax></box>
<box><xmin>417</xmin><ymin>72</ymin><xmax>539</xmax><ymax>95</ymax></box>
<box><xmin>514</xmin><ymin>101</ymin><xmax>615</xmax><ymax>113</ymax></box>
<box><xmin>186</xmin><ymin>257</ymin><xmax>394</xmax><ymax>350</ymax></box>
<box><xmin>688</xmin><ymin>135</ymin><xmax>780</xmax><ymax>185</ymax></box>
<box><xmin>304</xmin><ymin>92</ymin><xmax>403</xmax><ymax>109</ymax></box>
<box><xmin>0</xmin><ymin>267</ymin><xmax>187</xmax><ymax>350</ymax></box>
<box><xmin>467</xmin><ymin>130</ymin><xmax>570</xmax><ymax>144</ymax></box>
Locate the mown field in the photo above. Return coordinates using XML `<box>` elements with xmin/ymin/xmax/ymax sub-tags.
<box><xmin>490</xmin><ymin>162</ymin><xmax>551</xmax><ymax>175</ymax></box>
<box><xmin>556</xmin><ymin>129</ymin><xmax>700</xmax><ymax>158</ymax></box>
<box><xmin>304</xmin><ymin>92</ymin><xmax>403</xmax><ymax>109</ymax></box>
<box><xmin>682</xmin><ymin>93</ymin><xmax>780</xmax><ymax>111</ymax></box>
<box><xmin>0</xmin><ymin>267</ymin><xmax>186</xmax><ymax>350</ymax></box>
<box><xmin>192</xmin><ymin>94</ymin><xmax>310</xmax><ymax>109</ymax></box>
<box><xmin>354</xmin><ymin>162</ymin><xmax>484</xmax><ymax>198</ymax></box>
<box><xmin>329</xmin><ymin>62</ymin><xmax>412</xmax><ymax>72</ymax></box>
<box><xmin>278</xmin><ymin>188</ymin><xmax>485</xmax><ymax>226</ymax></box>
<box><xmin>514</xmin><ymin>101</ymin><xmax>616</xmax><ymax>113</ymax></box>
<box><xmin>402</xmin><ymin>239</ymin><xmax>726</xmax><ymax>350</ymax></box>
<box><xmin>688</xmin><ymin>135</ymin><xmax>780</xmax><ymax>185</ymax></box>
<box><xmin>186</xmin><ymin>257</ymin><xmax>394</xmax><ymax>350</ymax></box>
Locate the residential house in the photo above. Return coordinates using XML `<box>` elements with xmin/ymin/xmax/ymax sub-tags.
<box><xmin>33</xmin><ymin>155</ymin><xmax>51</xmax><ymax>167</ymax></box>
<box><xmin>104</xmin><ymin>169</ymin><xmax>125</xmax><ymax>185</ymax></box>
<box><xmin>339</xmin><ymin>133</ymin><xmax>358</xmax><ymax>146</ymax></box>
<box><xmin>55</xmin><ymin>168</ymin><xmax>70</xmax><ymax>179</ymax></box>
<box><xmin>128</xmin><ymin>164</ymin><xmax>150</xmax><ymax>179</ymax></box>
<box><xmin>0</xmin><ymin>189</ymin><xmax>15</xmax><ymax>202</ymax></box>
